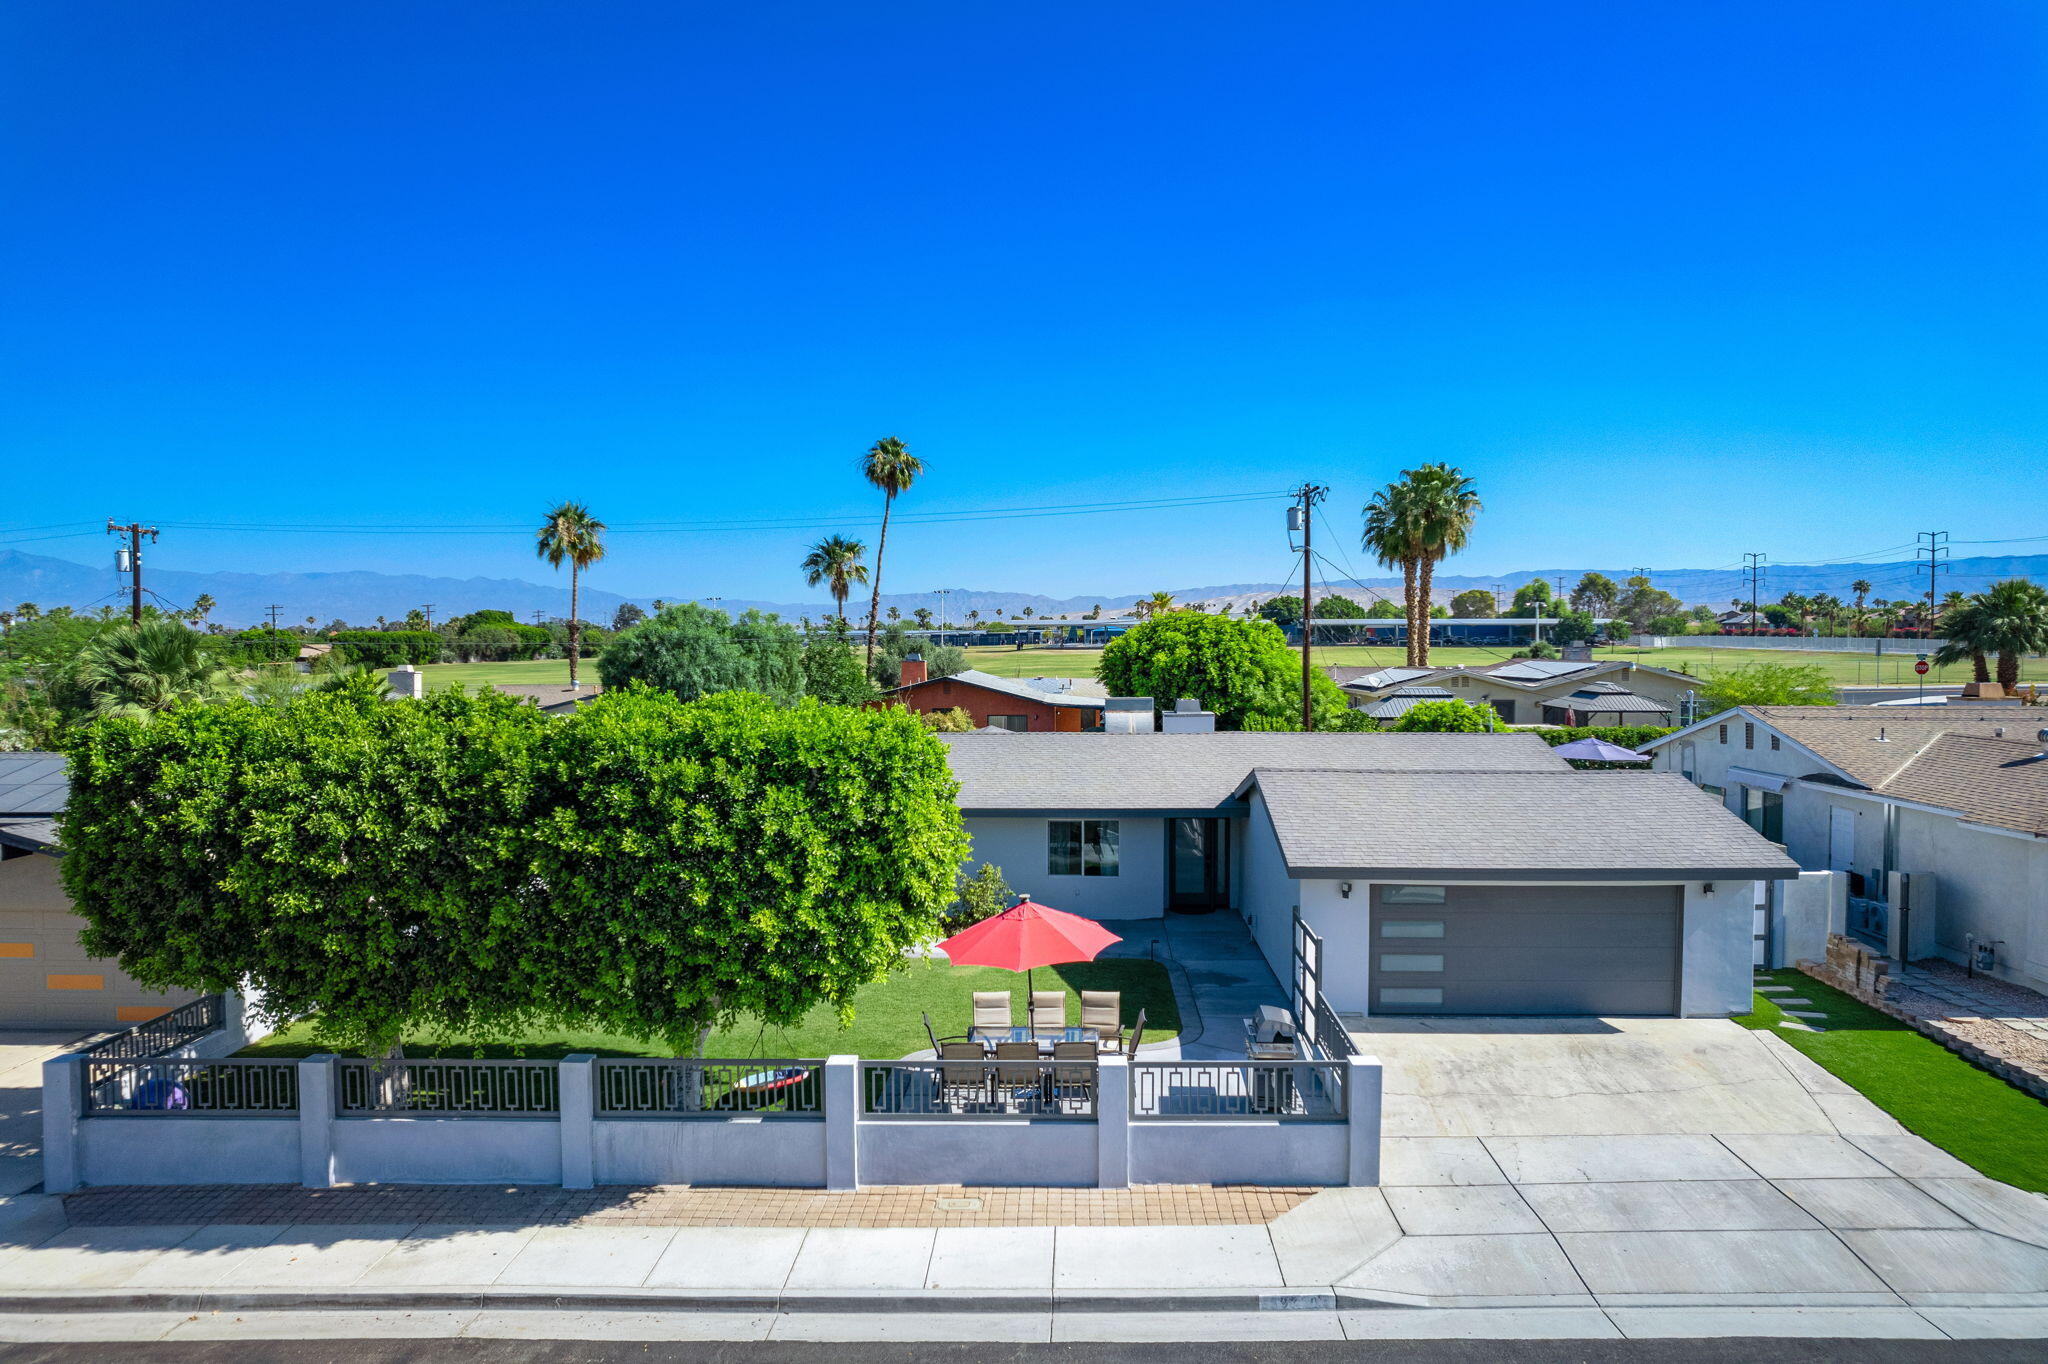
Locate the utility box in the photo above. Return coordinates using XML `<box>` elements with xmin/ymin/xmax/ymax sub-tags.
<box><xmin>1885</xmin><ymin>871</ymin><xmax>1938</xmax><ymax>963</ymax></box>
<box><xmin>387</xmin><ymin>665</ymin><xmax>427</xmax><ymax>700</ymax></box>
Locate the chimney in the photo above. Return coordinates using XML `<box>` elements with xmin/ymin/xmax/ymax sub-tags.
<box><xmin>388</xmin><ymin>665</ymin><xmax>426</xmax><ymax>700</ymax></box>
<box><xmin>1160</xmin><ymin>697</ymin><xmax>1216</xmax><ymax>734</ymax></box>
<box><xmin>899</xmin><ymin>652</ymin><xmax>927</xmax><ymax>687</ymax></box>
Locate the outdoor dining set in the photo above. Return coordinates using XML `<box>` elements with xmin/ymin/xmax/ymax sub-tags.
<box><xmin>916</xmin><ymin>991</ymin><xmax>1147</xmax><ymax>1114</ymax></box>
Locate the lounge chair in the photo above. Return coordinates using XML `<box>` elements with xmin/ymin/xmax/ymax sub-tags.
<box><xmin>1051</xmin><ymin>1039</ymin><xmax>1097</xmax><ymax>1111</ymax></box>
<box><xmin>993</xmin><ymin>1041</ymin><xmax>1043</xmax><ymax>1109</ymax></box>
<box><xmin>1080</xmin><ymin>991</ymin><xmax>1122</xmax><ymax>1051</ymax></box>
<box><xmin>1029</xmin><ymin>990</ymin><xmax>1066</xmax><ymax>1038</ymax></box>
<box><xmin>939</xmin><ymin>1041</ymin><xmax>992</xmax><ymax>1110</ymax></box>
<box><xmin>971</xmin><ymin>991</ymin><xmax>1013</xmax><ymax>1042</ymax></box>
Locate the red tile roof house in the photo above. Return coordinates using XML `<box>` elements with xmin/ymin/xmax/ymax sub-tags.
<box><xmin>876</xmin><ymin>655</ymin><xmax>1107</xmax><ymax>732</ymax></box>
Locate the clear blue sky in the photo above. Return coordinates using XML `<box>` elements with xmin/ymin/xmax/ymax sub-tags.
<box><xmin>3</xmin><ymin>2</ymin><xmax>2044</xmax><ymax>601</ymax></box>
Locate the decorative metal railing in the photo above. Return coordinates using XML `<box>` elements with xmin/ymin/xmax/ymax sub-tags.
<box><xmin>863</xmin><ymin>1059</ymin><xmax>1096</xmax><ymax>1119</ymax></box>
<box><xmin>1129</xmin><ymin>1061</ymin><xmax>1346</xmax><ymax>1121</ymax></box>
<box><xmin>80</xmin><ymin>994</ymin><xmax>226</xmax><ymax>1061</ymax></box>
<box><xmin>594</xmin><ymin>1059</ymin><xmax>825</xmax><ymax>1119</ymax></box>
<box><xmin>81</xmin><ymin>1058</ymin><xmax>299</xmax><ymax>1116</ymax></box>
<box><xmin>335</xmin><ymin>1058</ymin><xmax>559</xmax><ymax>1117</ymax></box>
<box><xmin>1308</xmin><ymin>991</ymin><xmax>1357</xmax><ymax>1061</ymax></box>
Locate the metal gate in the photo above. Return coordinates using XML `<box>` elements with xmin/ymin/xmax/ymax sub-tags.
<box><xmin>1292</xmin><ymin>909</ymin><xmax>1354</xmax><ymax>1059</ymax></box>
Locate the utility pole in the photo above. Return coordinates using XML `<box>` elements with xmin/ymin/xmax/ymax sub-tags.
<box><xmin>1289</xmin><ymin>483</ymin><xmax>1328</xmax><ymax>730</ymax></box>
<box><xmin>1743</xmin><ymin>553</ymin><xmax>1767</xmax><ymax>634</ymax></box>
<box><xmin>1492</xmin><ymin>584</ymin><xmax>1503</xmax><ymax>617</ymax></box>
<box><xmin>265</xmin><ymin>604</ymin><xmax>283</xmax><ymax>631</ymax></box>
<box><xmin>421</xmin><ymin>604</ymin><xmax>435</xmax><ymax>631</ymax></box>
<box><xmin>1916</xmin><ymin>531</ymin><xmax>1949</xmax><ymax>635</ymax></box>
<box><xmin>106</xmin><ymin>520</ymin><xmax>158</xmax><ymax>624</ymax></box>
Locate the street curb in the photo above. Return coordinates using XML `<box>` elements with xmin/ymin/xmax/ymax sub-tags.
<box><xmin>0</xmin><ymin>1287</ymin><xmax>1383</xmax><ymax>1316</ymax></box>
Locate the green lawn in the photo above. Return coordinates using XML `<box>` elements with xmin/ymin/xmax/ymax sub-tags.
<box><xmin>420</xmin><ymin>659</ymin><xmax>576</xmax><ymax>691</ymax></box>
<box><xmin>1737</xmin><ymin>969</ymin><xmax>2048</xmax><ymax>1192</ymax></box>
<box><xmin>239</xmin><ymin>957</ymin><xmax>1180</xmax><ymax>1061</ymax></box>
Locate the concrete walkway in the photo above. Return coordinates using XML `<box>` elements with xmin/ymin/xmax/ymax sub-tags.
<box><xmin>1093</xmin><ymin>910</ymin><xmax>1292</xmax><ymax>1061</ymax></box>
<box><xmin>0</xmin><ymin>1030</ymin><xmax>90</xmax><ymax>1199</ymax></box>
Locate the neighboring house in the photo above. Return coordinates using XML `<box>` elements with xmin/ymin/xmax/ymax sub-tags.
<box><xmin>0</xmin><ymin>752</ymin><xmax>180</xmax><ymax>1029</ymax></box>
<box><xmin>878</xmin><ymin>656</ymin><xmax>1107</xmax><ymax>732</ymax></box>
<box><xmin>941</xmin><ymin>731</ymin><xmax>1794</xmax><ymax>1018</ymax></box>
<box><xmin>478</xmin><ymin>682</ymin><xmax>605</xmax><ymax>715</ymax></box>
<box><xmin>1357</xmin><ymin>686</ymin><xmax>1456</xmax><ymax>723</ymax></box>
<box><xmin>1335</xmin><ymin>658</ymin><xmax>1700</xmax><ymax>726</ymax></box>
<box><xmin>1639</xmin><ymin>706</ymin><xmax>2048</xmax><ymax>991</ymax></box>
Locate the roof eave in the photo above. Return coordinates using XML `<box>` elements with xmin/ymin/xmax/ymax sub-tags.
<box><xmin>1283</xmin><ymin>863</ymin><xmax>1801</xmax><ymax>882</ymax></box>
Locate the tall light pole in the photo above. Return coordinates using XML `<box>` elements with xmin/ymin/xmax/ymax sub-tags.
<box><xmin>1290</xmin><ymin>483</ymin><xmax>1328</xmax><ymax>731</ymax></box>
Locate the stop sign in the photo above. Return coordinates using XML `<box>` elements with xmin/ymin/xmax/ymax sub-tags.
<box><xmin>1915</xmin><ymin>660</ymin><xmax>1929</xmax><ymax>675</ymax></box>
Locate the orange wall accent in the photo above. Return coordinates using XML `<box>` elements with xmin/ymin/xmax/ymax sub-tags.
<box><xmin>116</xmin><ymin>1005</ymin><xmax>172</xmax><ymax>1022</ymax></box>
<box><xmin>46</xmin><ymin>974</ymin><xmax>105</xmax><ymax>991</ymax></box>
<box><xmin>0</xmin><ymin>943</ymin><xmax>33</xmax><ymax>958</ymax></box>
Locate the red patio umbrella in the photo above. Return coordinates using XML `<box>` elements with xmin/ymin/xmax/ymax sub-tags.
<box><xmin>934</xmin><ymin>895</ymin><xmax>1122</xmax><ymax>998</ymax></box>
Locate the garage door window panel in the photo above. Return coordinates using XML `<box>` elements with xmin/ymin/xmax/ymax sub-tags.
<box><xmin>1379</xmin><ymin>953</ymin><xmax>1444</xmax><ymax>972</ymax></box>
<box><xmin>1379</xmin><ymin>921</ymin><xmax>1444</xmax><ymax>938</ymax></box>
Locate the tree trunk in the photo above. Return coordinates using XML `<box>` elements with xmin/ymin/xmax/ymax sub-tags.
<box><xmin>1972</xmin><ymin>651</ymin><xmax>1990</xmax><ymax>683</ymax></box>
<box><xmin>865</xmin><ymin>493</ymin><xmax>894</xmax><ymax>669</ymax></box>
<box><xmin>568</xmin><ymin>562</ymin><xmax>580</xmax><ymax>687</ymax></box>
<box><xmin>1416</xmin><ymin>556</ymin><xmax>1436</xmax><ymax>667</ymax></box>
<box><xmin>1402</xmin><ymin>559</ymin><xmax>1420</xmax><ymax>666</ymax></box>
<box><xmin>1998</xmin><ymin>650</ymin><xmax>2019</xmax><ymax>690</ymax></box>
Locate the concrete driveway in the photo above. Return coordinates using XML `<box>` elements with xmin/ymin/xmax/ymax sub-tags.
<box><xmin>0</xmin><ymin>1031</ymin><xmax>91</xmax><ymax>1198</ymax></box>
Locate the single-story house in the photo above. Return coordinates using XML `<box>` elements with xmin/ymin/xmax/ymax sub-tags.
<box><xmin>940</xmin><ymin>731</ymin><xmax>1796</xmax><ymax>1017</ymax></box>
<box><xmin>478</xmin><ymin>681</ymin><xmax>605</xmax><ymax>714</ymax></box>
<box><xmin>1335</xmin><ymin>658</ymin><xmax>1701</xmax><ymax>727</ymax></box>
<box><xmin>0</xmin><ymin>752</ymin><xmax>181</xmax><ymax>1029</ymax></box>
<box><xmin>1639</xmin><ymin>706</ymin><xmax>2048</xmax><ymax>992</ymax></box>
<box><xmin>1356</xmin><ymin>686</ymin><xmax>1455</xmax><ymax>722</ymax></box>
<box><xmin>877</xmin><ymin>657</ymin><xmax>1107</xmax><ymax>732</ymax></box>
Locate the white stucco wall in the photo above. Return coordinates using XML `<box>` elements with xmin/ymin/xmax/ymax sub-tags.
<box><xmin>1128</xmin><ymin>1119</ymin><xmax>1348</xmax><ymax>1186</ymax></box>
<box><xmin>77</xmin><ymin>1117</ymin><xmax>299</xmax><ymax>1188</ymax></box>
<box><xmin>331</xmin><ymin>1118</ymin><xmax>563</xmax><ymax>1185</ymax></box>
<box><xmin>960</xmin><ymin>816</ymin><xmax>1168</xmax><ymax>920</ymax></box>
<box><xmin>1240</xmin><ymin>791</ymin><xmax>1299</xmax><ymax>987</ymax></box>
<box><xmin>857</xmin><ymin>1118</ymin><xmax>1098</xmax><ymax>1187</ymax></box>
<box><xmin>1297</xmin><ymin>878</ymin><xmax>1375</xmax><ymax>1014</ymax></box>
<box><xmin>1678</xmin><ymin>880</ymin><xmax>1753</xmax><ymax>1016</ymax></box>
<box><xmin>594</xmin><ymin>1118</ymin><xmax>827</xmax><ymax>1187</ymax></box>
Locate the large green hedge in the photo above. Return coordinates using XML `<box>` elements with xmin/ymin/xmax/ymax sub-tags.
<box><xmin>327</xmin><ymin>630</ymin><xmax>444</xmax><ymax>666</ymax></box>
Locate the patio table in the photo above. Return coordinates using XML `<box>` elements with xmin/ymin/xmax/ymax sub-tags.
<box><xmin>968</xmin><ymin>1026</ymin><xmax>1098</xmax><ymax>1055</ymax></box>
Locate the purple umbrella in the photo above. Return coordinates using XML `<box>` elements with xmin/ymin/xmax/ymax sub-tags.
<box><xmin>1553</xmin><ymin>736</ymin><xmax>1650</xmax><ymax>763</ymax></box>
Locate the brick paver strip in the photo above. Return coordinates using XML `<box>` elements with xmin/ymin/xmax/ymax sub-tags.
<box><xmin>64</xmin><ymin>1183</ymin><xmax>1316</xmax><ymax>1229</ymax></box>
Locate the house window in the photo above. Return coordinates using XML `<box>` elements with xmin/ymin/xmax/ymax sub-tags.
<box><xmin>1770</xmin><ymin>734</ymin><xmax>1781</xmax><ymax>751</ymax></box>
<box><xmin>1718</xmin><ymin>724</ymin><xmax>1728</xmax><ymax>744</ymax></box>
<box><xmin>1678</xmin><ymin>741</ymin><xmax>1697</xmax><ymax>783</ymax></box>
<box><xmin>1701</xmin><ymin>783</ymin><xmax>1725</xmax><ymax>800</ymax></box>
<box><xmin>1742</xmin><ymin>788</ymin><xmax>1784</xmax><ymax>843</ymax></box>
<box><xmin>1048</xmin><ymin>820</ymin><xmax>1119</xmax><ymax>877</ymax></box>
<box><xmin>1381</xmin><ymin>885</ymin><xmax>1448</xmax><ymax>905</ymax></box>
<box><xmin>1744</xmin><ymin>722</ymin><xmax>1755</xmax><ymax>750</ymax></box>
<box><xmin>986</xmin><ymin>714</ymin><xmax>1029</xmax><ymax>732</ymax></box>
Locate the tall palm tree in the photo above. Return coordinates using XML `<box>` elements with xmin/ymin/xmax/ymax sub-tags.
<box><xmin>800</xmin><ymin>534</ymin><xmax>869</xmax><ymax>622</ymax></box>
<box><xmin>1362</xmin><ymin>482</ymin><xmax>1423</xmax><ymax>665</ymax></box>
<box><xmin>1402</xmin><ymin>464</ymin><xmax>1481</xmax><ymax>666</ymax></box>
<box><xmin>535</xmin><ymin>501</ymin><xmax>607</xmax><ymax>687</ymax></box>
<box><xmin>191</xmin><ymin>593</ymin><xmax>216</xmax><ymax>628</ymax></box>
<box><xmin>1850</xmin><ymin>579</ymin><xmax>1872</xmax><ymax>628</ymax></box>
<box><xmin>74</xmin><ymin>620</ymin><xmax>232</xmax><ymax>720</ymax></box>
<box><xmin>860</xmin><ymin>436</ymin><xmax>924</xmax><ymax>668</ymax></box>
<box><xmin>1932</xmin><ymin>598</ymin><xmax>1995</xmax><ymax>683</ymax></box>
<box><xmin>15</xmin><ymin>602</ymin><xmax>38</xmax><ymax>622</ymax></box>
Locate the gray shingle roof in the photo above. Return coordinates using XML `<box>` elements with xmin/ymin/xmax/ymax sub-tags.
<box><xmin>939</xmin><ymin>731</ymin><xmax>1568</xmax><ymax>812</ymax></box>
<box><xmin>1359</xmin><ymin>688</ymin><xmax>1457</xmax><ymax>720</ymax></box>
<box><xmin>1873</xmin><ymin>734</ymin><xmax>2048</xmax><ymax>836</ymax></box>
<box><xmin>0</xmin><ymin>752</ymin><xmax>66</xmax><ymax>816</ymax></box>
<box><xmin>1671</xmin><ymin>706</ymin><xmax>2045</xmax><ymax>789</ymax></box>
<box><xmin>1250</xmin><ymin>769</ymin><xmax>1801</xmax><ymax>880</ymax></box>
<box><xmin>0</xmin><ymin>817</ymin><xmax>60</xmax><ymax>852</ymax></box>
<box><xmin>1541</xmin><ymin>687</ymin><xmax>1674</xmax><ymax>716</ymax></box>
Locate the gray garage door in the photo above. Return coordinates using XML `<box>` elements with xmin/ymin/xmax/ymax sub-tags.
<box><xmin>1370</xmin><ymin>884</ymin><xmax>1681</xmax><ymax>1016</ymax></box>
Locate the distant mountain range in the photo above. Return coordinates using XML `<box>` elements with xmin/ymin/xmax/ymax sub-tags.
<box><xmin>0</xmin><ymin>547</ymin><xmax>2040</xmax><ymax>628</ymax></box>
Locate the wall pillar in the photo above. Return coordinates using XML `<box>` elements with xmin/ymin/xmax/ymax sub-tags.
<box><xmin>824</xmin><ymin>1055</ymin><xmax>858</xmax><ymax>1190</ymax></box>
<box><xmin>1345</xmin><ymin>1054</ymin><xmax>1382</xmax><ymax>1187</ymax></box>
<box><xmin>40</xmin><ymin>1055</ymin><xmax>83</xmax><ymax>1194</ymax></box>
<box><xmin>559</xmin><ymin>1054</ymin><xmax>594</xmax><ymax>1190</ymax></box>
<box><xmin>297</xmin><ymin>1054</ymin><xmax>336</xmax><ymax>1189</ymax></box>
<box><xmin>1095</xmin><ymin>1054</ymin><xmax>1129</xmax><ymax>1189</ymax></box>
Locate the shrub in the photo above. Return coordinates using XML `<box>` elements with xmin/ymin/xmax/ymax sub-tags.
<box><xmin>329</xmin><ymin>630</ymin><xmax>443</xmax><ymax>667</ymax></box>
<box><xmin>1390</xmin><ymin>699</ymin><xmax>1499</xmax><ymax>732</ymax></box>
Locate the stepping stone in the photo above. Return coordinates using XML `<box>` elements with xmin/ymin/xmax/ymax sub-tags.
<box><xmin>1775</xmin><ymin>997</ymin><xmax>1813</xmax><ymax>1005</ymax></box>
<box><xmin>1778</xmin><ymin>1020</ymin><xmax>1816</xmax><ymax>1032</ymax></box>
<box><xmin>1758</xmin><ymin>985</ymin><xmax>1794</xmax><ymax>993</ymax></box>
<box><xmin>1786</xmin><ymin>1010</ymin><xmax>1829</xmax><ymax>1019</ymax></box>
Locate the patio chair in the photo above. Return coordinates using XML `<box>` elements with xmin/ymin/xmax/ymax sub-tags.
<box><xmin>1029</xmin><ymin>990</ymin><xmax>1066</xmax><ymax>1038</ymax></box>
<box><xmin>1080</xmin><ymin>990</ymin><xmax>1122</xmax><ymax>1052</ymax></box>
<box><xmin>1051</xmin><ymin>1039</ymin><xmax>1096</xmax><ymax>1111</ymax></box>
<box><xmin>993</xmin><ymin>1041</ymin><xmax>1043</xmax><ymax>1110</ymax></box>
<box><xmin>1127</xmin><ymin>1008</ymin><xmax>1149</xmax><ymax>1056</ymax></box>
<box><xmin>923</xmin><ymin>1010</ymin><xmax>971</xmax><ymax>1056</ymax></box>
<box><xmin>939</xmin><ymin>1041</ymin><xmax>992</xmax><ymax>1111</ymax></box>
<box><xmin>970</xmin><ymin>991</ymin><xmax>1013</xmax><ymax>1042</ymax></box>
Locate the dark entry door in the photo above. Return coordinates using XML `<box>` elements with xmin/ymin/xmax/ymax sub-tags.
<box><xmin>1168</xmin><ymin>818</ymin><xmax>1230</xmax><ymax>912</ymax></box>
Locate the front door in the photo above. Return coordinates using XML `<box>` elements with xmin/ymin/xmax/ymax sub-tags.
<box><xmin>1168</xmin><ymin>818</ymin><xmax>1230</xmax><ymax>913</ymax></box>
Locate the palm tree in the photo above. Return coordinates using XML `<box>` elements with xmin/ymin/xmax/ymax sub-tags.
<box><xmin>191</xmin><ymin>593</ymin><xmax>216</xmax><ymax>628</ymax></box>
<box><xmin>1969</xmin><ymin>579</ymin><xmax>2048</xmax><ymax>690</ymax></box>
<box><xmin>1363</xmin><ymin>482</ymin><xmax>1423</xmax><ymax>665</ymax></box>
<box><xmin>965</xmin><ymin>609</ymin><xmax>981</xmax><ymax>626</ymax></box>
<box><xmin>15</xmin><ymin>602</ymin><xmax>38</xmax><ymax>622</ymax></box>
<box><xmin>1143</xmin><ymin>590</ymin><xmax>1175</xmax><ymax>618</ymax></box>
<box><xmin>74</xmin><ymin>620</ymin><xmax>232</xmax><ymax>719</ymax></box>
<box><xmin>535</xmin><ymin>501</ymin><xmax>607</xmax><ymax>687</ymax></box>
<box><xmin>1402</xmin><ymin>465</ymin><xmax>1481</xmax><ymax>666</ymax></box>
<box><xmin>800</xmin><ymin>534</ymin><xmax>869</xmax><ymax>622</ymax></box>
<box><xmin>1850</xmin><ymin>579</ymin><xmax>1872</xmax><ymax>628</ymax></box>
<box><xmin>1932</xmin><ymin>598</ymin><xmax>1995</xmax><ymax>683</ymax></box>
<box><xmin>860</xmin><ymin>436</ymin><xmax>924</xmax><ymax>668</ymax></box>
<box><xmin>886</xmin><ymin>606</ymin><xmax>900</xmax><ymax>623</ymax></box>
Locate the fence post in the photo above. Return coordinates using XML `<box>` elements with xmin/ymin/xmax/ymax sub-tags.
<box><xmin>297</xmin><ymin>1054</ymin><xmax>337</xmax><ymax>1189</ymax></box>
<box><xmin>1096</xmin><ymin>1054</ymin><xmax>1129</xmax><ymax>1189</ymax></box>
<box><xmin>824</xmin><ymin>1055</ymin><xmax>858</xmax><ymax>1191</ymax></box>
<box><xmin>559</xmin><ymin>1054</ymin><xmax>595</xmax><ymax>1190</ymax></box>
<box><xmin>1345</xmin><ymin>1054</ymin><xmax>1382</xmax><ymax>1187</ymax></box>
<box><xmin>40</xmin><ymin>1055</ymin><xmax>84</xmax><ymax>1194</ymax></box>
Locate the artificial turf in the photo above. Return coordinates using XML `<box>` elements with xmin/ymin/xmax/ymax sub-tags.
<box><xmin>1737</xmin><ymin>967</ymin><xmax>2048</xmax><ymax>1193</ymax></box>
<box><xmin>239</xmin><ymin>956</ymin><xmax>1180</xmax><ymax>1062</ymax></box>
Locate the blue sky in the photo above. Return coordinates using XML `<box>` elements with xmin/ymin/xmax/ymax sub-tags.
<box><xmin>3</xmin><ymin>2</ymin><xmax>2044</xmax><ymax>601</ymax></box>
